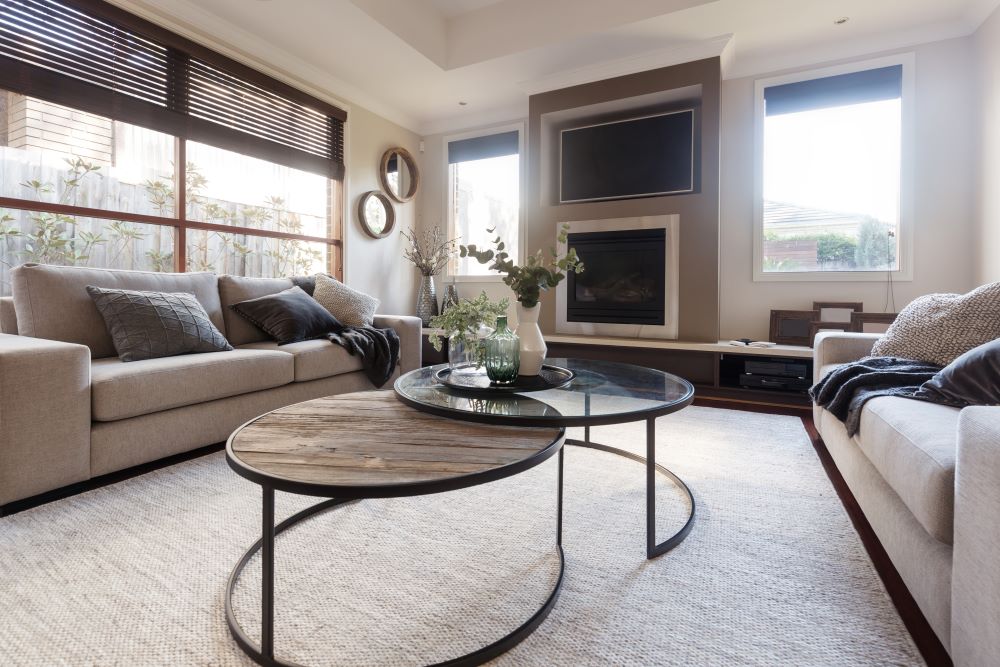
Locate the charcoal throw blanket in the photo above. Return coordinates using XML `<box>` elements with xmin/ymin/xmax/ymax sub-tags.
<box><xmin>810</xmin><ymin>357</ymin><xmax>942</xmax><ymax>436</ymax></box>
<box><xmin>326</xmin><ymin>325</ymin><xmax>400</xmax><ymax>388</ymax></box>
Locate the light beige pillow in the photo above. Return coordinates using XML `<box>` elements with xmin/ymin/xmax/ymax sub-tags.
<box><xmin>312</xmin><ymin>274</ymin><xmax>380</xmax><ymax>327</ymax></box>
<box><xmin>871</xmin><ymin>282</ymin><xmax>1000</xmax><ymax>366</ymax></box>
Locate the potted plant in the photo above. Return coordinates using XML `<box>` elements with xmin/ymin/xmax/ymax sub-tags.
<box><xmin>401</xmin><ymin>226</ymin><xmax>456</xmax><ymax>325</ymax></box>
<box><xmin>460</xmin><ymin>224</ymin><xmax>583</xmax><ymax>375</ymax></box>
<box><xmin>427</xmin><ymin>291</ymin><xmax>509</xmax><ymax>369</ymax></box>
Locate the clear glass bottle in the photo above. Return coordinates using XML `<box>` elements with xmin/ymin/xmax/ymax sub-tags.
<box><xmin>483</xmin><ymin>315</ymin><xmax>520</xmax><ymax>384</ymax></box>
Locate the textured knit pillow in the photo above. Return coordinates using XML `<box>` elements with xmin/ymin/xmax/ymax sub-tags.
<box><xmin>915</xmin><ymin>338</ymin><xmax>1000</xmax><ymax>407</ymax></box>
<box><xmin>86</xmin><ymin>286</ymin><xmax>232</xmax><ymax>362</ymax></box>
<box><xmin>871</xmin><ymin>283</ymin><xmax>1000</xmax><ymax>366</ymax></box>
<box><xmin>312</xmin><ymin>273</ymin><xmax>380</xmax><ymax>327</ymax></box>
<box><xmin>230</xmin><ymin>286</ymin><xmax>342</xmax><ymax>345</ymax></box>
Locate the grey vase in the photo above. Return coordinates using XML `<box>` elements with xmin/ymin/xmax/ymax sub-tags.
<box><xmin>416</xmin><ymin>274</ymin><xmax>438</xmax><ymax>326</ymax></box>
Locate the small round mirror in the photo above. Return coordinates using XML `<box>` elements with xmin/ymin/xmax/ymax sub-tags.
<box><xmin>358</xmin><ymin>191</ymin><xmax>395</xmax><ymax>239</ymax></box>
<box><xmin>379</xmin><ymin>147</ymin><xmax>419</xmax><ymax>203</ymax></box>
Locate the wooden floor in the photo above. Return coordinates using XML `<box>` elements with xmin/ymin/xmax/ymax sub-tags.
<box><xmin>693</xmin><ymin>397</ymin><xmax>952</xmax><ymax>667</ymax></box>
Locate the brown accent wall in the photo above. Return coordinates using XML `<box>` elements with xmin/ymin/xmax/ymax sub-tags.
<box><xmin>528</xmin><ymin>57</ymin><xmax>721</xmax><ymax>341</ymax></box>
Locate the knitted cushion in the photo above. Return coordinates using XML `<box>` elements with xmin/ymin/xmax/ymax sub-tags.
<box><xmin>87</xmin><ymin>286</ymin><xmax>233</xmax><ymax>362</ymax></box>
<box><xmin>312</xmin><ymin>274</ymin><xmax>380</xmax><ymax>327</ymax></box>
<box><xmin>871</xmin><ymin>283</ymin><xmax>1000</xmax><ymax>365</ymax></box>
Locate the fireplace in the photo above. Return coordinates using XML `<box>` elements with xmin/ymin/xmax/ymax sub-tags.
<box><xmin>556</xmin><ymin>215</ymin><xmax>679</xmax><ymax>339</ymax></box>
<box><xmin>566</xmin><ymin>228</ymin><xmax>665</xmax><ymax>325</ymax></box>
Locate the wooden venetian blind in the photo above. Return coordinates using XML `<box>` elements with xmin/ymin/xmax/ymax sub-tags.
<box><xmin>0</xmin><ymin>0</ymin><xmax>346</xmax><ymax>178</ymax></box>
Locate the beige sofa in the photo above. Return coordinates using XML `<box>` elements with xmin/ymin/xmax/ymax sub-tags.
<box><xmin>0</xmin><ymin>263</ymin><xmax>421</xmax><ymax>510</ymax></box>
<box><xmin>814</xmin><ymin>332</ymin><xmax>1000</xmax><ymax>666</ymax></box>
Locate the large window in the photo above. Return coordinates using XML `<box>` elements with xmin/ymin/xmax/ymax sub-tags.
<box><xmin>0</xmin><ymin>0</ymin><xmax>344</xmax><ymax>295</ymax></box>
<box><xmin>755</xmin><ymin>57</ymin><xmax>912</xmax><ymax>280</ymax></box>
<box><xmin>447</xmin><ymin>128</ymin><xmax>521</xmax><ymax>277</ymax></box>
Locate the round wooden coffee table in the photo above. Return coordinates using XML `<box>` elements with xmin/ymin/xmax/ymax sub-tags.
<box><xmin>225</xmin><ymin>390</ymin><xmax>565</xmax><ymax>667</ymax></box>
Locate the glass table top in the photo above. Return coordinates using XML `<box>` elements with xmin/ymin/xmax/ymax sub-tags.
<box><xmin>393</xmin><ymin>358</ymin><xmax>695</xmax><ymax>427</ymax></box>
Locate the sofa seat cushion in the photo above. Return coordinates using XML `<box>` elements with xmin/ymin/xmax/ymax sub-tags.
<box><xmin>856</xmin><ymin>396</ymin><xmax>960</xmax><ymax>544</ymax></box>
<box><xmin>238</xmin><ymin>340</ymin><xmax>362</xmax><ymax>382</ymax></box>
<box><xmin>91</xmin><ymin>349</ymin><xmax>294</xmax><ymax>422</ymax></box>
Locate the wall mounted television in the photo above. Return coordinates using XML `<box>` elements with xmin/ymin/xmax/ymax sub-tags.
<box><xmin>559</xmin><ymin>109</ymin><xmax>695</xmax><ymax>204</ymax></box>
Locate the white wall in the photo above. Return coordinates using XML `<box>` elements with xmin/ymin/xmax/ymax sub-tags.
<box><xmin>975</xmin><ymin>5</ymin><xmax>1000</xmax><ymax>285</ymax></box>
<box><xmin>719</xmin><ymin>36</ymin><xmax>978</xmax><ymax>340</ymax></box>
<box><xmin>344</xmin><ymin>105</ymin><xmax>421</xmax><ymax>316</ymax></box>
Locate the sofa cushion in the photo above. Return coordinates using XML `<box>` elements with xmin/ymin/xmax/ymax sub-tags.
<box><xmin>218</xmin><ymin>275</ymin><xmax>293</xmax><ymax>346</ymax></box>
<box><xmin>91</xmin><ymin>349</ymin><xmax>293</xmax><ymax>422</ymax></box>
<box><xmin>857</xmin><ymin>396</ymin><xmax>960</xmax><ymax>544</ymax></box>
<box><xmin>11</xmin><ymin>264</ymin><xmax>224</xmax><ymax>359</ymax></box>
<box><xmin>313</xmin><ymin>274</ymin><xmax>379</xmax><ymax>327</ymax></box>
<box><xmin>87</xmin><ymin>287</ymin><xmax>232</xmax><ymax>361</ymax></box>
<box><xmin>230</xmin><ymin>286</ymin><xmax>342</xmax><ymax>345</ymax></box>
<box><xmin>238</xmin><ymin>340</ymin><xmax>363</xmax><ymax>382</ymax></box>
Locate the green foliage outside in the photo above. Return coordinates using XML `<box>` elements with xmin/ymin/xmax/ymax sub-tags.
<box><xmin>764</xmin><ymin>218</ymin><xmax>897</xmax><ymax>271</ymax></box>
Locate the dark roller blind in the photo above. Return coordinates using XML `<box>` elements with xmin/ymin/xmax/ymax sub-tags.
<box><xmin>764</xmin><ymin>65</ymin><xmax>902</xmax><ymax>116</ymax></box>
<box><xmin>449</xmin><ymin>130</ymin><xmax>519</xmax><ymax>164</ymax></box>
<box><xmin>0</xmin><ymin>0</ymin><xmax>346</xmax><ymax>178</ymax></box>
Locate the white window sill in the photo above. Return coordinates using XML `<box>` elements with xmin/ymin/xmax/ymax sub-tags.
<box><xmin>752</xmin><ymin>268</ymin><xmax>913</xmax><ymax>282</ymax></box>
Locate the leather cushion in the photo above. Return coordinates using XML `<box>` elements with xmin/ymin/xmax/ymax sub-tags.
<box><xmin>917</xmin><ymin>338</ymin><xmax>1000</xmax><ymax>407</ymax></box>
<box><xmin>230</xmin><ymin>286</ymin><xmax>342</xmax><ymax>345</ymax></box>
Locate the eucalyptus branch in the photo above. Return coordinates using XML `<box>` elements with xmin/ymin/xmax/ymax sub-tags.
<box><xmin>459</xmin><ymin>223</ymin><xmax>584</xmax><ymax>308</ymax></box>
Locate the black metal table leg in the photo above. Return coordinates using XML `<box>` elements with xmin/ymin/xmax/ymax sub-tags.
<box><xmin>261</xmin><ymin>486</ymin><xmax>274</xmax><ymax>661</ymax></box>
<box><xmin>566</xmin><ymin>416</ymin><xmax>695</xmax><ymax>560</ymax></box>
<box><xmin>226</xmin><ymin>461</ymin><xmax>566</xmax><ymax>667</ymax></box>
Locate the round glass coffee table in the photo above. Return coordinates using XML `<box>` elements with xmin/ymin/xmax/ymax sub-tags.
<box><xmin>394</xmin><ymin>358</ymin><xmax>696</xmax><ymax>559</ymax></box>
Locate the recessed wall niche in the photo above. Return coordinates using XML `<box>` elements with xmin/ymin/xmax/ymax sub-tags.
<box><xmin>528</xmin><ymin>57</ymin><xmax>721</xmax><ymax>342</ymax></box>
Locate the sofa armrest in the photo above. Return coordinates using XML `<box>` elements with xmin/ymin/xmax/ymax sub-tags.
<box><xmin>952</xmin><ymin>406</ymin><xmax>1000</xmax><ymax>666</ymax></box>
<box><xmin>812</xmin><ymin>332</ymin><xmax>881</xmax><ymax>382</ymax></box>
<box><xmin>0</xmin><ymin>333</ymin><xmax>91</xmax><ymax>506</ymax></box>
<box><xmin>373</xmin><ymin>314</ymin><xmax>422</xmax><ymax>375</ymax></box>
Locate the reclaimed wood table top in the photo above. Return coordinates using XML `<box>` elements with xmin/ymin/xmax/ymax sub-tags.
<box><xmin>226</xmin><ymin>390</ymin><xmax>564</xmax><ymax>497</ymax></box>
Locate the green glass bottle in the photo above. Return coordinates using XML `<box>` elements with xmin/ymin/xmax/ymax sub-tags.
<box><xmin>484</xmin><ymin>315</ymin><xmax>520</xmax><ymax>385</ymax></box>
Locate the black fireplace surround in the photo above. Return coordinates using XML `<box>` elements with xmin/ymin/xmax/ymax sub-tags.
<box><xmin>566</xmin><ymin>228</ymin><xmax>666</xmax><ymax>325</ymax></box>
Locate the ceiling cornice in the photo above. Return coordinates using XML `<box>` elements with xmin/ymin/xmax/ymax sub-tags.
<box><xmin>518</xmin><ymin>35</ymin><xmax>733</xmax><ymax>97</ymax></box>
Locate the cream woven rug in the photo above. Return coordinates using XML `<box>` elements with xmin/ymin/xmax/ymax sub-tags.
<box><xmin>0</xmin><ymin>406</ymin><xmax>923</xmax><ymax>666</ymax></box>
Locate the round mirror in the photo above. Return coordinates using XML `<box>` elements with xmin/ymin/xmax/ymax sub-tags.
<box><xmin>358</xmin><ymin>191</ymin><xmax>395</xmax><ymax>239</ymax></box>
<box><xmin>379</xmin><ymin>147</ymin><xmax>419</xmax><ymax>203</ymax></box>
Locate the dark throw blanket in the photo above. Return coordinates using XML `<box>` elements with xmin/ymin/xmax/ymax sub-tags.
<box><xmin>810</xmin><ymin>357</ymin><xmax>942</xmax><ymax>436</ymax></box>
<box><xmin>326</xmin><ymin>325</ymin><xmax>400</xmax><ymax>388</ymax></box>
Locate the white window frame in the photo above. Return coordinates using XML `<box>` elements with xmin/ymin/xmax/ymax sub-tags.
<box><xmin>752</xmin><ymin>53</ymin><xmax>915</xmax><ymax>282</ymax></box>
<box><xmin>443</xmin><ymin>121</ymin><xmax>525</xmax><ymax>282</ymax></box>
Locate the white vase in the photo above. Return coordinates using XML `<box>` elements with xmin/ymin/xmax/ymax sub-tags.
<box><xmin>514</xmin><ymin>303</ymin><xmax>546</xmax><ymax>376</ymax></box>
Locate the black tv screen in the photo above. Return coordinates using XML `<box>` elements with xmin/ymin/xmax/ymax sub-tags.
<box><xmin>559</xmin><ymin>109</ymin><xmax>694</xmax><ymax>203</ymax></box>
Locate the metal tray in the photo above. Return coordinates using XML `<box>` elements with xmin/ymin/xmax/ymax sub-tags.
<box><xmin>433</xmin><ymin>364</ymin><xmax>575</xmax><ymax>394</ymax></box>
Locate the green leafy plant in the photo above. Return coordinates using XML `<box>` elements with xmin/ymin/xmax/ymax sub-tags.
<box><xmin>426</xmin><ymin>291</ymin><xmax>509</xmax><ymax>363</ymax></box>
<box><xmin>460</xmin><ymin>223</ymin><xmax>583</xmax><ymax>308</ymax></box>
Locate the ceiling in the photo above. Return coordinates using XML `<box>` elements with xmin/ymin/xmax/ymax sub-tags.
<box><xmin>117</xmin><ymin>0</ymin><xmax>999</xmax><ymax>135</ymax></box>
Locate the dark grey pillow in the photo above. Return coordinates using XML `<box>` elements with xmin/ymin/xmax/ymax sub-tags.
<box><xmin>916</xmin><ymin>338</ymin><xmax>1000</xmax><ymax>407</ymax></box>
<box><xmin>86</xmin><ymin>286</ymin><xmax>233</xmax><ymax>362</ymax></box>
<box><xmin>230</xmin><ymin>286</ymin><xmax>342</xmax><ymax>345</ymax></box>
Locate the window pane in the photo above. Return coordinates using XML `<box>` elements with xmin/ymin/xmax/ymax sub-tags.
<box><xmin>186</xmin><ymin>141</ymin><xmax>328</xmax><ymax>237</ymax></box>
<box><xmin>450</xmin><ymin>152</ymin><xmax>519</xmax><ymax>276</ymax></box>
<box><xmin>0</xmin><ymin>209</ymin><xmax>173</xmax><ymax>294</ymax></box>
<box><xmin>0</xmin><ymin>90</ymin><xmax>176</xmax><ymax>216</ymax></box>
<box><xmin>762</xmin><ymin>98</ymin><xmax>900</xmax><ymax>272</ymax></box>
<box><xmin>186</xmin><ymin>229</ymin><xmax>327</xmax><ymax>278</ymax></box>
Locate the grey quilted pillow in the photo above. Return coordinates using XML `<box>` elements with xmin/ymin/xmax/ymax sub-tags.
<box><xmin>312</xmin><ymin>273</ymin><xmax>379</xmax><ymax>327</ymax></box>
<box><xmin>87</xmin><ymin>286</ymin><xmax>233</xmax><ymax>362</ymax></box>
<box><xmin>871</xmin><ymin>282</ymin><xmax>1000</xmax><ymax>366</ymax></box>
